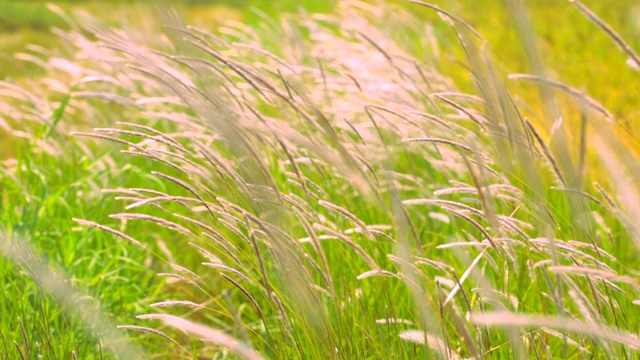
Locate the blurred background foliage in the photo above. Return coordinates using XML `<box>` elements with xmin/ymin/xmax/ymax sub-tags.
<box><xmin>1</xmin><ymin>0</ymin><xmax>637</xmax><ymax>117</ymax></box>
<box><xmin>0</xmin><ymin>0</ymin><xmax>638</xmax><ymax>164</ymax></box>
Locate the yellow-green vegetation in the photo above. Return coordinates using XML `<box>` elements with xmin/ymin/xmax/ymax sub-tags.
<box><xmin>1</xmin><ymin>1</ymin><xmax>640</xmax><ymax>359</ymax></box>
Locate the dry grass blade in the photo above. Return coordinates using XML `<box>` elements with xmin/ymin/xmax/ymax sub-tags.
<box><xmin>139</xmin><ymin>314</ymin><xmax>263</xmax><ymax>360</ymax></box>
<box><xmin>116</xmin><ymin>121</ymin><xmax>192</xmax><ymax>154</ymax></box>
<box><xmin>444</xmin><ymin>249</ymin><xmax>485</xmax><ymax>305</ymax></box>
<box><xmin>524</xmin><ymin>118</ymin><xmax>566</xmax><ymax>186</ymax></box>
<box><xmin>220</xmin><ymin>273</ymin><xmax>264</xmax><ymax>319</ymax></box>
<box><xmin>124</xmin><ymin>195</ymin><xmax>202</xmax><ymax>210</ymax></box>
<box><xmin>540</xmin><ymin>327</ymin><xmax>591</xmax><ymax>354</ymax></box>
<box><xmin>70</xmin><ymin>132</ymin><xmax>147</xmax><ymax>151</ymax></box>
<box><xmin>407</xmin><ymin>0</ymin><xmax>486</xmax><ymax>42</ymax></box>
<box><xmin>472</xmin><ymin>311</ymin><xmax>640</xmax><ymax>350</ymax></box>
<box><xmin>202</xmin><ymin>262</ymin><xmax>250</xmax><ymax>281</ymax></box>
<box><xmin>375</xmin><ymin>318</ymin><xmax>414</xmax><ymax>325</ymax></box>
<box><xmin>592</xmin><ymin>134</ymin><xmax>640</xmax><ymax>248</ymax></box>
<box><xmin>149</xmin><ymin>300</ymin><xmax>204</xmax><ymax>308</ymax></box>
<box><xmin>109</xmin><ymin>213</ymin><xmax>193</xmax><ymax>235</ymax></box>
<box><xmin>312</xmin><ymin>224</ymin><xmax>380</xmax><ymax>269</ymax></box>
<box><xmin>318</xmin><ymin>200</ymin><xmax>374</xmax><ymax>240</ymax></box>
<box><xmin>433</xmin><ymin>94</ymin><xmax>488</xmax><ymax>130</ymax></box>
<box><xmin>356</xmin><ymin>269</ymin><xmax>398</xmax><ymax>280</ymax></box>
<box><xmin>548</xmin><ymin>266</ymin><xmax>639</xmax><ymax>286</ymax></box>
<box><xmin>570</xmin><ymin>0</ymin><xmax>640</xmax><ymax>69</ymax></box>
<box><xmin>402</xmin><ymin>198</ymin><xmax>482</xmax><ymax>214</ymax></box>
<box><xmin>72</xmin><ymin>218</ymin><xmax>145</xmax><ymax>248</ymax></box>
<box><xmin>117</xmin><ymin>325</ymin><xmax>183</xmax><ymax>347</ymax></box>
<box><xmin>550</xmin><ymin>187</ymin><xmax>603</xmax><ymax>206</ymax></box>
<box><xmin>150</xmin><ymin>171</ymin><xmax>218</xmax><ymax>220</ymax></box>
<box><xmin>508</xmin><ymin>74</ymin><xmax>614</xmax><ymax>120</ymax></box>
<box><xmin>402</xmin><ymin>137</ymin><xmax>475</xmax><ymax>154</ymax></box>
<box><xmin>398</xmin><ymin>330</ymin><xmax>461</xmax><ymax>360</ymax></box>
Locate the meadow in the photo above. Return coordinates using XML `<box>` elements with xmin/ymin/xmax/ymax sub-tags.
<box><xmin>1</xmin><ymin>0</ymin><xmax>640</xmax><ymax>359</ymax></box>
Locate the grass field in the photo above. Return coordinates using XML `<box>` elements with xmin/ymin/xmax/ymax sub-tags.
<box><xmin>1</xmin><ymin>0</ymin><xmax>640</xmax><ymax>359</ymax></box>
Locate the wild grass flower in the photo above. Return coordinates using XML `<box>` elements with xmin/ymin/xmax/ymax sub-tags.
<box><xmin>1</xmin><ymin>0</ymin><xmax>639</xmax><ymax>358</ymax></box>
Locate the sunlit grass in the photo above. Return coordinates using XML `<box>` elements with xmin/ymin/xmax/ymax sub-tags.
<box><xmin>1</xmin><ymin>0</ymin><xmax>639</xmax><ymax>359</ymax></box>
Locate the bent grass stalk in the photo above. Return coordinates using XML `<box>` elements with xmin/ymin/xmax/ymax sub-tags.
<box><xmin>1</xmin><ymin>0</ymin><xmax>639</xmax><ymax>358</ymax></box>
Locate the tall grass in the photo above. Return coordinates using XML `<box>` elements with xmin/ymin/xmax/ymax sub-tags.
<box><xmin>1</xmin><ymin>0</ymin><xmax>639</xmax><ymax>358</ymax></box>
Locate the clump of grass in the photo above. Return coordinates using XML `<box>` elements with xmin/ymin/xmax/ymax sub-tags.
<box><xmin>2</xmin><ymin>0</ymin><xmax>640</xmax><ymax>358</ymax></box>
